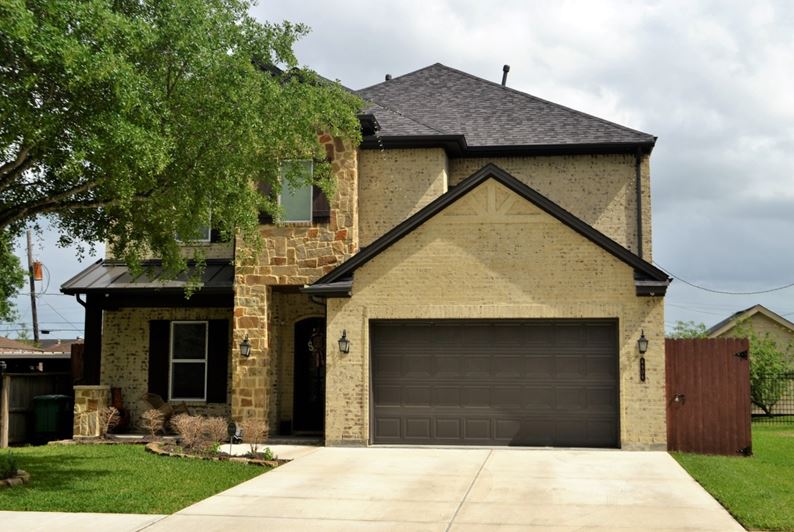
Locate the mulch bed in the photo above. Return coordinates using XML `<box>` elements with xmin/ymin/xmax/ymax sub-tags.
<box><xmin>145</xmin><ymin>441</ymin><xmax>288</xmax><ymax>467</ymax></box>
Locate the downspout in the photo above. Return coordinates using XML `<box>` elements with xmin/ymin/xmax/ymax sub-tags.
<box><xmin>634</xmin><ymin>147</ymin><xmax>643</xmax><ymax>259</ymax></box>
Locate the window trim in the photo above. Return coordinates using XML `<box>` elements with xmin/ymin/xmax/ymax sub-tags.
<box><xmin>278</xmin><ymin>160</ymin><xmax>314</xmax><ymax>223</ymax></box>
<box><xmin>168</xmin><ymin>320</ymin><xmax>209</xmax><ymax>402</ymax></box>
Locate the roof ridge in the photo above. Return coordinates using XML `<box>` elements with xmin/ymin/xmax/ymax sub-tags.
<box><xmin>431</xmin><ymin>63</ymin><xmax>655</xmax><ymax>140</ymax></box>
<box><xmin>356</xmin><ymin>63</ymin><xmax>443</xmax><ymax>92</ymax></box>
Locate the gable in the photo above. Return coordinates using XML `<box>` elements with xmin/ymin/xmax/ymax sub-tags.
<box><xmin>305</xmin><ymin>164</ymin><xmax>670</xmax><ymax>297</ymax></box>
<box><xmin>710</xmin><ymin>307</ymin><xmax>794</xmax><ymax>349</ymax></box>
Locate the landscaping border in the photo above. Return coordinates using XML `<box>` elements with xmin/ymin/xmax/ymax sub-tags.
<box><xmin>145</xmin><ymin>442</ymin><xmax>288</xmax><ymax>467</ymax></box>
<box><xmin>0</xmin><ymin>469</ymin><xmax>30</xmax><ymax>488</ymax></box>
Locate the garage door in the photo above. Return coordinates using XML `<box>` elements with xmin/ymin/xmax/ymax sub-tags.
<box><xmin>371</xmin><ymin>320</ymin><xmax>619</xmax><ymax>447</ymax></box>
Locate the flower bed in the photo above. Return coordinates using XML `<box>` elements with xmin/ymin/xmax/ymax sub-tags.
<box><xmin>0</xmin><ymin>469</ymin><xmax>30</xmax><ymax>488</ymax></box>
<box><xmin>145</xmin><ymin>441</ymin><xmax>288</xmax><ymax>468</ymax></box>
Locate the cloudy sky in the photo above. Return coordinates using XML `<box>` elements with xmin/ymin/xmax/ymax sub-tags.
<box><xmin>9</xmin><ymin>0</ymin><xmax>794</xmax><ymax>338</ymax></box>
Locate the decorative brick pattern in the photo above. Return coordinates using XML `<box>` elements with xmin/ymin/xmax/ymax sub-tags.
<box><xmin>100</xmin><ymin>307</ymin><xmax>233</xmax><ymax>425</ymax></box>
<box><xmin>326</xmin><ymin>179</ymin><xmax>666</xmax><ymax>449</ymax></box>
<box><xmin>449</xmin><ymin>154</ymin><xmax>653</xmax><ymax>259</ymax></box>
<box><xmin>358</xmin><ymin>148</ymin><xmax>448</xmax><ymax>246</ymax></box>
<box><xmin>231</xmin><ymin>136</ymin><xmax>358</xmax><ymax>427</ymax></box>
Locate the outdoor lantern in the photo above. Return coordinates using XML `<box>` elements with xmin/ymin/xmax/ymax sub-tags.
<box><xmin>338</xmin><ymin>330</ymin><xmax>350</xmax><ymax>354</ymax></box>
<box><xmin>239</xmin><ymin>335</ymin><xmax>251</xmax><ymax>357</ymax></box>
<box><xmin>638</xmin><ymin>330</ymin><xmax>649</xmax><ymax>354</ymax></box>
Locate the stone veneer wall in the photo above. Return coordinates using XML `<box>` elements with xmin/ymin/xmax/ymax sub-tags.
<box><xmin>358</xmin><ymin>148</ymin><xmax>448</xmax><ymax>246</ymax></box>
<box><xmin>325</xmin><ymin>178</ymin><xmax>666</xmax><ymax>449</ymax></box>
<box><xmin>73</xmin><ymin>385</ymin><xmax>110</xmax><ymax>437</ymax></box>
<box><xmin>231</xmin><ymin>136</ymin><xmax>358</xmax><ymax>428</ymax></box>
<box><xmin>100</xmin><ymin>307</ymin><xmax>233</xmax><ymax>426</ymax></box>
<box><xmin>448</xmin><ymin>153</ymin><xmax>653</xmax><ymax>259</ymax></box>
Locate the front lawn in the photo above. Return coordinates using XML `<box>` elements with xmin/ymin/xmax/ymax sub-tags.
<box><xmin>0</xmin><ymin>444</ymin><xmax>266</xmax><ymax>514</ymax></box>
<box><xmin>673</xmin><ymin>424</ymin><xmax>794</xmax><ymax>531</ymax></box>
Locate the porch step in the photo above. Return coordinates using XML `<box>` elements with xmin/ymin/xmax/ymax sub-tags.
<box><xmin>267</xmin><ymin>435</ymin><xmax>323</xmax><ymax>446</ymax></box>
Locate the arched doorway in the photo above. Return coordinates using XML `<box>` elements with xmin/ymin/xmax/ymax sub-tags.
<box><xmin>293</xmin><ymin>317</ymin><xmax>325</xmax><ymax>433</ymax></box>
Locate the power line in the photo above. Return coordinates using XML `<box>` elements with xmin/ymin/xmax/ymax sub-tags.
<box><xmin>654</xmin><ymin>262</ymin><xmax>794</xmax><ymax>295</ymax></box>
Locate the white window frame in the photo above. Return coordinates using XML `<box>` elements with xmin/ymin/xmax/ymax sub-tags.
<box><xmin>168</xmin><ymin>320</ymin><xmax>209</xmax><ymax>402</ymax></box>
<box><xmin>278</xmin><ymin>160</ymin><xmax>313</xmax><ymax>223</ymax></box>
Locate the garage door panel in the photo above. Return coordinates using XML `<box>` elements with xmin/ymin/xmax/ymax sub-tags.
<box><xmin>371</xmin><ymin>320</ymin><xmax>619</xmax><ymax>447</ymax></box>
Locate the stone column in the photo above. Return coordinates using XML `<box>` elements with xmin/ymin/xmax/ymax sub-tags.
<box><xmin>73</xmin><ymin>385</ymin><xmax>110</xmax><ymax>438</ymax></box>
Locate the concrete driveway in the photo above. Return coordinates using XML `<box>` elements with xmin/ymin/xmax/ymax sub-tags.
<box><xmin>146</xmin><ymin>447</ymin><xmax>743</xmax><ymax>531</ymax></box>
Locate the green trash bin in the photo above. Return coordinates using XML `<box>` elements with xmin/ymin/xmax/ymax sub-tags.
<box><xmin>31</xmin><ymin>394</ymin><xmax>72</xmax><ymax>444</ymax></box>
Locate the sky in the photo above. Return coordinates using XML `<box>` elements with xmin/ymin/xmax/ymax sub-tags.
<box><xmin>8</xmin><ymin>0</ymin><xmax>794</xmax><ymax>338</ymax></box>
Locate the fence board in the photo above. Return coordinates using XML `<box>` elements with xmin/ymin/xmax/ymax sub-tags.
<box><xmin>666</xmin><ymin>338</ymin><xmax>751</xmax><ymax>456</ymax></box>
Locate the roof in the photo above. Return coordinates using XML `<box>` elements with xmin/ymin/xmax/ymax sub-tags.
<box><xmin>304</xmin><ymin>163</ymin><xmax>670</xmax><ymax>297</ymax></box>
<box><xmin>39</xmin><ymin>339</ymin><xmax>82</xmax><ymax>353</ymax></box>
<box><xmin>356</xmin><ymin>63</ymin><xmax>656</xmax><ymax>154</ymax></box>
<box><xmin>707</xmin><ymin>304</ymin><xmax>794</xmax><ymax>337</ymax></box>
<box><xmin>0</xmin><ymin>337</ymin><xmax>42</xmax><ymax>353</ymax></box>
<box><xmin>61</xmin><ymin>259</ymin><xmax>234</xmax><ymax>295</ymax></box>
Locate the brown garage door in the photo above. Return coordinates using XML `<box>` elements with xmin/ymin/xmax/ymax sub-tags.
<box><xmin>371</xmin><ymin>319</ymin><xmax>619</xmax><ymax>447</ymax></box>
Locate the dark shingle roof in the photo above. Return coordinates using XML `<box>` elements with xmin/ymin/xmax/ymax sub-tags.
<box><xmin>356</xmin><ymin>63</ymin><xmax>655</xmax><ymax>151</ymax></box>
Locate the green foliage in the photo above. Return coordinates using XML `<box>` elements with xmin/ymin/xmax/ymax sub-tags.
<box><xmin>673</xmin><ymin>425</ymin><xmax>794</xmax><ymax>531</ymax></box>
<box><xmin>0</xmin><ymin>233</ymin><xmax>24</xmax><ymax>321</ymax></box>
<box><xmin>0</xmin><ymin>444</ymin><xmax>265</xmax><ymax>513</ymax></box>
<box><xmin>667</xmin><ymin>320</ymin><xmax>708</xmax><ymax>339</ymax></box>
<box><xmin>0</xmin><ymin>0</ymin><xmax>362</xmax><ymax>285</ymax></box>
<box><xmin>733</xmin><ymin>322</ymin><xmax>793</xmax><ymax>415</ymax></box>
<box><xmin>0</xmin><ymin>452</ymin><xmax>18</xmax><ymax>479</ymax></box>
<box><xmin>261</xmin><ymin>446</ymin><xmax>274</xmax><ymax>461</ymax></box>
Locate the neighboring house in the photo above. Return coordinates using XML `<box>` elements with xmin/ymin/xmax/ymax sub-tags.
<box><xmin>707</xmin><ymin>304</ymin><xmax>794</xmax><ymax>357</ymax></box>
<box><xmin>61</xmin><ymin>63</ymin><xmax>670</xmax><ymax>449</ymax></box>
<box><xmin>0</xmin><ymin>337</ymin><xmax>71</xmax><ymax>373</ymax></box>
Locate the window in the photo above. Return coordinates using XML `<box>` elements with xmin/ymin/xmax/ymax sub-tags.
<box><xmin>176</xmin><ymin>215</ymin><xmax>212</xmax><ymax>243</ymax></box>
<box><xmin>279</xmin><ymin>160</ymin><xmax>313</xmax><ymax>222</ymax></box>
<box><xmin>169</xmin><ymin>321</ymin><xmax>208</xmax><ymax>401</ymax></box>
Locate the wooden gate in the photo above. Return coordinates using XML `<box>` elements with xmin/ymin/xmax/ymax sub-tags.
<box><xmin>666</xmin><ymin>338</ymin><xmax>751</xmax><ymax>456</ymax></box>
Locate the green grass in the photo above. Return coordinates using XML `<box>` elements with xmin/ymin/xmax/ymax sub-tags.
<box><xmin>673</xmin><ymin>424</ymin><xmax>794</xmax><ymax>531</ymax></box>
<box><xmin>0</xmin><ymin>444</ymin><xmax>266</xmax><ymax>514</ymax></box>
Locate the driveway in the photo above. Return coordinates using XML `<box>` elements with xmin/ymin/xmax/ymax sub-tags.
<box><xmin>145</xmin><ymin>447</ymin><xmax>743</xmax><ymax>531</ymax></box>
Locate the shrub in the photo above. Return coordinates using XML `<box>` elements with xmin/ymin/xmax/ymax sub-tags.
<box><xmin>98</xmin><ymin>406</ymin><xmax>120</xmax><ymax>437</ymax></box>
<box><xmin>239</xmin><ymin>418</ymin><xmax>268</xmax><ymax>456</ymax></box>
<box><xmin>735</xmin><ymin>321</ymin><xmax>794</xmax><ymax>416</ymax></box>
<box><xmin>171</xmin><ymin>414</ymin><xmax>228</xmax><ymax>452</ymax></box>
<box><xmin>140</xmin><ymin>409</ymin><xmax>165</xmax><ymax>437</ymax></box>
<box><xmin>0</xmin><ymin>452</ymin><xmax>17</xmax><ymax>479</ymax></box>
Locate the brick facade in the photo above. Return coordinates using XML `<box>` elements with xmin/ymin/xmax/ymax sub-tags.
<box><xmin>230</xmin><ymin>136</ymin><xmax>358</xmax><ymax>428</ymax></box>
<box><xmin>326</xmin><ymin>179</ymin><xmax>666</xmax><ymax>449</ymax></box>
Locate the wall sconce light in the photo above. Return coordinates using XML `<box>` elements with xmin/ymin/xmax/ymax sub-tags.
<box><xmin>239</xmin><ymin>335</ymin><xmax>251</xmax><ymax>357</ymax></box>
<box><xmin>338</xmin><ymin>330</ymin><xmax>350</xmax><ymax>354</ymax></box>
<box><xmin>637</xmin><ymin>330</ymin><xmax>649</xmax><ymax>354</ymax></box>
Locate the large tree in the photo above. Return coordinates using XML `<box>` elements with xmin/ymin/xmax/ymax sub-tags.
<box><xmin>0</xmin><ymin>0</ymin><xmax>362</xmax><ymax>304</ymax></box>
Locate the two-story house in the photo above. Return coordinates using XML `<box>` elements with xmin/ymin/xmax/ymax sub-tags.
<box><xmin>62</xmin><ymin>63</ymin><xmax>670</xmax><ymax>449</ymax></box>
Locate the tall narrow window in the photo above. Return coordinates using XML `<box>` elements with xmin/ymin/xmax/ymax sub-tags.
<box><xmin>279</xmin><ymin>160</ymin><xmax>313</xmax><ymax>222</ymax></box>
<box><xmin>169</xmin><ymin>321</ymin><xmax>208</xmax><ymax>401</ymax></box>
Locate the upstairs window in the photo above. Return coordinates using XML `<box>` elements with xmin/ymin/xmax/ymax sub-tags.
<box><xmin>279</xmin><ymin>160</ymin><xmax>313</xmax><ymax>222</ymax></box>
<box><xmin>176</xmin><ymin>214</ymin><xmax>212</xmax><ymax>243</ymax></box>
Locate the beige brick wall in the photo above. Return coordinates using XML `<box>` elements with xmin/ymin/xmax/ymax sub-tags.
<box><xmin>325</xmin><ymin>178</ymin><xmax>666</xmax><ymax>449</ymax></box>
<box><xmin>232</xmin><ymin>135</ymin><xmax>358</xmax><ymax>427</ymax></box>
<box><xmin>448</xmin><ymin>153</ymin><xmax>652</xmax><ymax>259</ymax></box>
<box><xmin>100</xmin><ymin>306</ymin><xmax>233</xmax><ymax>427</ymax></box>
<box><xmin>358</xmin><ymin>148</ymin><xmax>448</xmax><ymax>246</ymax></box>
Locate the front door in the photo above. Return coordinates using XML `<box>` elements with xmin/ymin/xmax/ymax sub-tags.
<box><xmin>293</xmin><ymin>317</ymin><xmax>325</xmax><ymax>433</ymax></box>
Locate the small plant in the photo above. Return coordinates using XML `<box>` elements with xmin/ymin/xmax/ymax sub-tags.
<box><xmin>260</xmin><ymin>447</ymin><xmax>274</xmax><ymax>461</ymax></box>
<box><xmin>140</xmin><ymin>409</ymin><xmax>165</xmax><ymax>438</ymax></box>
<box><xmin>239</xmin><ymin>418</ymin><xmax>268</xmax><ymax>456</ymax></box>
<box><xmin>171</xmin><ymin>414</ymin><xmax>229</xmax><ymax>453</ymax></box>
<box><xmin>0</xmin><ymin>452</ymin><xmax>18</xmax><ymax>479</ymax></box>
<box><xmin>98</xmin><ymin>406</ymin><xmax>121</xmax><ymax>437</ymax></box>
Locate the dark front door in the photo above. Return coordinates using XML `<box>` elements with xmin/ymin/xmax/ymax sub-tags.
<box><xmin>371</xmin><ymin>319</ymin><xmax>620</xmax><ymax>447</ymax></box>
<box><xmin>293</xmin><ymin>317</ymin><xmax>325</xmax><ymax>433</ymax></box>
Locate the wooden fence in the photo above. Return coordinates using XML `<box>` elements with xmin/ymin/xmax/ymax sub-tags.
<box><xmin>666</xmin><ymin>338</ymin><xmax>751</xmax><ymax>456</ymax></box>
<box><xmin>0</xmin><ymin>372</ymin><xmax>72</xmax><ymax>447</ymax></box>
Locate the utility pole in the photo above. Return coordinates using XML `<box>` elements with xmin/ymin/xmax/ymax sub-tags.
<box><xmin>26</xmin><ymin>230</ymin><xmax>39</xmax><ymax>344</ymax></box>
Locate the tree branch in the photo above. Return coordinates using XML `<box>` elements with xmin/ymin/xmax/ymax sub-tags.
<box><xmin>0</xmin><ymin>145</ymin><xmax>34</xmax><ymax>192</ymax></box>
